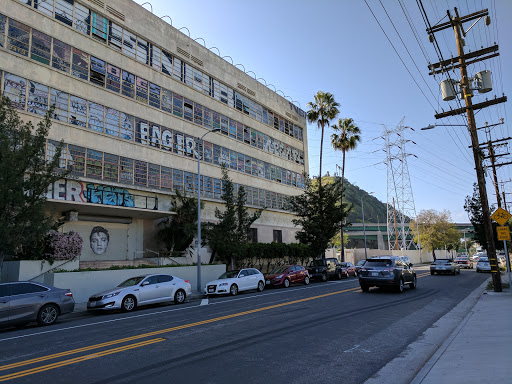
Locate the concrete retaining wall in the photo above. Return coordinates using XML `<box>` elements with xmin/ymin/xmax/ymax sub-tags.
<box><xmin>344</xmin><ymin>249</ymin><xmax>452</xmax><ymax>265</ymax></box>
<box><xmin>43</xmin><ymin>264</ymin><xmax>226</xmax><ymax>303</ymax></box>
<box><xmin>1</xmin><ymin>259</ymin><xmax>80</xmax><ymax>283</ymax></box>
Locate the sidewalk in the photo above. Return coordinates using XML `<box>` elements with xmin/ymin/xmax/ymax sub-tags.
<box><xmin>365</xmin><ymin>276</ymin><xmax>511</xmax><ymax>384</ymax></box>
<box><xmin>411</xmin><ymin>283</ymin><xmax>512</xmax><ymax>384</ymax></box>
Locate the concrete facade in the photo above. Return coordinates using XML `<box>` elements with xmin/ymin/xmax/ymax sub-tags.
<box><xmin>1</xmin><ymin>0</ymin><xmax>308</xmax><ymax>262</ymax></box>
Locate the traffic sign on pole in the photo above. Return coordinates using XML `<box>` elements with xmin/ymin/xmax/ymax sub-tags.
<box><xmin>491</xmin><ymin>207</ymin><xmax>512</xmax><ymax>226</ymax></box>
<box><xmin>497</xmin><ymin>226</ymin><xmax>510</xmax><ymax>241</ymax></box>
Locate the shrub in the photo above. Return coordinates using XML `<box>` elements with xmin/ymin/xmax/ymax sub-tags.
<box><xmin>44</xmin><ymin>230</ymin><xmax>83</xmax><ymax>262</ymax></box>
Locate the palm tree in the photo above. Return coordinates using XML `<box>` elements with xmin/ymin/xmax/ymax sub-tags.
<box><xmin>331</xmin><ymin>118</ymin><xmax>361</xmax><ymax>261</ymax></box>
<box><xmin>306</xmin><ymin>92</ymin><xmax>340</xmax><ymax>188</ymax></box>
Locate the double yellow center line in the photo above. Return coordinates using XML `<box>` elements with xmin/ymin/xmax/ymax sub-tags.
<box><xmin>0</xmin><ymin>274</ymin><xmax>431</xmax><ymax>381</ymax></box>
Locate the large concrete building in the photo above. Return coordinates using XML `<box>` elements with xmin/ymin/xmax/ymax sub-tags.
<box><xmin>1</xmin><ymin>0</ymin><xmax>308</xmax><ymax>263</ymax></box>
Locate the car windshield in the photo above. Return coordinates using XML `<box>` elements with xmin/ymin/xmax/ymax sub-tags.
<box><xmin>357</xmin><ymin>260</ymin><xmax>366</xmax><ymax>266</ymax></box>
<box><xmin>478</xmin><ymin>257</ymin><xmax>489</xmax><ymax>262</ymax></box>
<box><xmin>117</xmin><ymin>276</ymin><xmax>145</xmax><ymax>287</ymax></box>
<box><xmin>269</xmin><ymin>266</ymin><xmax>289</xmax><ymax>274</ymax></box>
<box><xmin>366</xmin><ymin>260</ymin><xmax>392</xmax><ymax>267</ymax></box>
<box><xmin>435</xmin><ymin>259</ymin><xmax>451</xmax><ymax>263</ymax></box>
<box><xmin>218</xmin><ymin>270</ymin><xmax>240</xmax><ymax>279</ymax></box>
<box><xmin>312</xmin><ymin>260</ymin><xmax>326</xmax><ymax>267</ymax></box>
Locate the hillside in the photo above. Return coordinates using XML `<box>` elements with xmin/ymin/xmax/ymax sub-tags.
<box><xmin>320</xmin><ymin>175</ymin><xmax>388</xmax><ymax>225</ymax></box>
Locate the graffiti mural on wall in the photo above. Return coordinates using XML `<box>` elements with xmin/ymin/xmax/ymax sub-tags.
<box><xmin>47</xmin><ymin>180</ymin><xmax>134</xmax><ymax>207</ymax></box>
<box><xmin>86</xmin><ymin>184</ymin><xmax>134</xmax><ymax>207</ymax></box>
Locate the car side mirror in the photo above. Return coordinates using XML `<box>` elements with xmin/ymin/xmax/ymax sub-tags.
<box><xmin>141</xmin><ymin>281</ymin><xmax>149</xmax><ymax>286</ymax></box>
<box><xmin>409</xmin><ymin>263</ymin><xmax>413</xmax><ymax>267</ymax></box>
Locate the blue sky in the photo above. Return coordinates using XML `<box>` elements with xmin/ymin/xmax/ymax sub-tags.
<box><xmin>135</xmin><ymin>0</ymin><xmax>511</xmax><ymax>222</ymax></box>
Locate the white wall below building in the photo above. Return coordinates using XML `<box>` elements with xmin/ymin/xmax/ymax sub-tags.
<box><xmin>43</xmin><ymin>264</ymin><xmax>227</xmax><ymax>302</ymax></box>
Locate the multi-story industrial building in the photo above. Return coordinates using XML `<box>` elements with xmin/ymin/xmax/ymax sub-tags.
<box><xmin>1</xmin><ymin>0</ymin><xmax>308</xmax><ymax>263</ymax></box>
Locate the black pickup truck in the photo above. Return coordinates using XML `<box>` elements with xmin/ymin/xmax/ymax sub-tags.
<box><xmin>307</xmin><ymin>258</ymin><xmax>344</xmax><ymax>282</ymax></box>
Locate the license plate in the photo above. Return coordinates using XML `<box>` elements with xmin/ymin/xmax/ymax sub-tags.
<box><xmin>208</xmin><ymin>288</ymin><xmax>214</xmax><ymax>293</ymax></box>
<box><xmin>371</xmin><ymin>272</ymin><xmax>379</xmax><ymax>277</ymax></box>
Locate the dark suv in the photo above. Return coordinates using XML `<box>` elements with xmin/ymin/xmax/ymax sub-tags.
<box><xmin>307</xmin><ymin>258</ymin><xmax>344</xmax><ymax>282</ymax></box>
<box><xmin>358</xmin><ymin>256</ymin><xmax>416</xmax><ymax>293</ymax></box>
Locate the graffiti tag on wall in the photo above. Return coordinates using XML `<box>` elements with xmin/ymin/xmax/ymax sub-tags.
<box><xmin>47</xmin><ymin>180</ymin><xmax>134</xmax><ymax>207</ymax></box>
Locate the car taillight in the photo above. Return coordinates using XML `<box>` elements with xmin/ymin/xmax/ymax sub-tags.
<box><xmin>184</xmin><ymin>280</ymin><xmax>190</xmax><ymax>283</ymax></box>
<box><xmin>65</xmin><ymin>292</ymin><xmax>73</xmax><ymax>297</ymax></box>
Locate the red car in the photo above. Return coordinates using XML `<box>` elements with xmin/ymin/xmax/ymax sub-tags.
<box><xmin>340</xmin><ymin>262</ymin><xmax>357</xmax><ymax>277</ymax></box>
<box><xmin>265</xmin><ymin>265</ymin><xmax>310</xmax><ymax>288</ymax></box>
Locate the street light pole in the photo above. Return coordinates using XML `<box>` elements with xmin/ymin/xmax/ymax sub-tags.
<box><xmin>362</xmin><ymin>192</ymin><xmax>374</xmax><ymax>260</ymax></box>
<box><xmin>196</xmin><ymin>128</ymin><xmax>221</xmax><ymax>294</ymax></box>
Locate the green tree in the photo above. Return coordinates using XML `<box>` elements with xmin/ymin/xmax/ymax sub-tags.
<box><xmin>204</xmin><ymin>166</ymin><xmax>263</xmax><ymax>267</ymax></box>
<box><xmin>464</xmin><ymin>183</ymin><xmax>505</xmax><ymax>251</ymax></box>
<box><xmin>410</xmin><ymin>209</ymin><xmax>458</xmax><ymax>260</ymax></box>
<box><xmin>331</xmin><ymin>117</ymin><xmax>361</xmax><ymax>260</ymax></box>
<box><xmin>329</xmin><ymin>231</ymin><xmax>349</xmax><ymax>249</ymax></box>
<box><xmin>289</xmin><ymin>176</ymin><xmax>348</xmax><ymax>259</ymax></box>
<box><xmin>0</xmin><ymin>96</ymin><xmax>66</xmax><ymax>265</ymax></box>
<box><xmin>157</xmin><ymin>189</ymin><xmax>203</xmax><ymax>254</ymax></box>
<box><xmin>306</xmin><ymin>91</ymin><xmax>340</xmax><ymax>188</ymax></box>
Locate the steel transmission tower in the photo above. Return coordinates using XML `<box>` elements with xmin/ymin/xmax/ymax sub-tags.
<box><xmin>384</xmin><ymin>119</ymin><xmax>417</xmax><ymax>250</ymax></box>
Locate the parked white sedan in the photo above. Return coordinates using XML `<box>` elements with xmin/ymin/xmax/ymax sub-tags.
<box><xmin>204</xmin><ymin>268</ymin><xmax>265</xmax><ymax>296</ymax></box>
<box><xmin>87</xmin><ymin>274</ymin><xmax>192</xmax><ymax>312</ymax></box>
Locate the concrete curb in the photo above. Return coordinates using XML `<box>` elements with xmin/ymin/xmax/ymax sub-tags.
<box><xmin>364</xmin><ymin>276</ymin><xmax>492</xmax><ymax>384</ymax></box>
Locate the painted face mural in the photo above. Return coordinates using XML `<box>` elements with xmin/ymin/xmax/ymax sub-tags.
<box><xmin>90</xmin><ymin>226</ymin><xmax>109</xmax><ymax>255</ymax></box>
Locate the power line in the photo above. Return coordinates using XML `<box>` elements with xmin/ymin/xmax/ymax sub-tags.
<box><xmin>364</xmin><ymin>0</ymin><xmax>438</xmax><ymax>112</ymax></box>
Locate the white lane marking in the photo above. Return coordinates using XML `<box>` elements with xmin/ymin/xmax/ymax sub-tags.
<box><xmin>0</xmin><ymin>279</ymin><xmax>359</xmax><ymax>343</ymax></box>
<box><xmin>200</xmin><ymin>298</ymin><xmax>209</xmax><ymax>306</ymax></box>
<box><xmin>343</xmin><ymin>344</ymin><xmax>371</xmax><ymax>353</ymax></box>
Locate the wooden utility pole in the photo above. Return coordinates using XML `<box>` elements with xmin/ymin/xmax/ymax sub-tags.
<box><xmin>487</xmin><ymin>140</ymin><xmax>502</xmax><ymax>208</ymax></box>
<box><xmin>450</xmin><ymin>8</ymin><xmax>501</xmax><ymax>291</ymax></box>
<box><xmin>426</xmin><ymin>7</ymin><xmax>505</xmax><ymax>291</ymax></box>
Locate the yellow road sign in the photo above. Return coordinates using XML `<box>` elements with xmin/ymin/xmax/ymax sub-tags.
<box><xmin>497</xmin><ymin>226</ymin><xmax>510</xmax><ymax>241</ymax></box>
<box><xmin>491</xmin><ymin>207</ymin><xmax>512</xmax><ymax>225</ymax></box>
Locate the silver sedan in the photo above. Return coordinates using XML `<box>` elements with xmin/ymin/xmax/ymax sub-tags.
<box><xmin>476</xmin><ymin>257</ymin><xmax>492</xmax><ymax>273</ymax></box>
<box><xmin>0</xmin><ymin>282</ymin><xmax>75</xmax><ymax>327</ymax></box>
<box><xmin>87</xmin><ymin>274</ymin><xmax>192</xmax><ymax>312</ymax></box>
<box><xmin>430</xmin><ymin>259</ymin><xmax>461</xmax><ymax>275</ymax></box>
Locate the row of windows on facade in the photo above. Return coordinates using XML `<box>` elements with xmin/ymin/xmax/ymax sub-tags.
<box><xmin>1</xmin><ymin>70</ymin><xmax>306</xmax><ymax>190</ymax></box>
<box><xmin>0</xmin><ymin>15</ymin><xmax>305</xmax><ymax>166</ymax></box>
<box><xmin>44</xmin><ymin>140</ymin><xmax>296</xmax><ymax>211</ymax></box>
<box><xmin>5</xmin><ymin>3</ymin><xmax>306</xmax><ymax>141</ymax></box>
<box><xmin>247</xmin><ymin>229</ymin><xmax>283</xmax><ymax>244</ymax></box>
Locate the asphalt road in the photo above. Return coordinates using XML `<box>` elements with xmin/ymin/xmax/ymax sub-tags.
<box><xmin>0</xmin><ymin>266</ymin><xmax>488</xmax><ymax>384</ymax></box>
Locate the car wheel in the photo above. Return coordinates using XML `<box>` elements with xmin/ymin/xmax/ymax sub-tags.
<box><xmin>430</xmin><ymin>271</ymin><xmax>434</xmax><ymax>275</ymax></box>
<box><xmin>257</xmin><ymin>281</ymin><xmax>264</xmax><ymax>292</ymax></box>
<box><xmin>409</xmin><ymin>275</ymin><xmax>417</xmax><ymax>289</ymax></box>
<box><xmin>337</xmin><ymin>271</ymin><xmax>343</xmax><ymax>280</ymax></box>
<box><xmin>230</xmin><ymin>284</ymin><xmax>239</xmax><ymax>296</ymax></box>
<box><xmin>174</xmin><ymin>289</ymin><xmax>186</xmax><ymax>304</ymax></box>
<box><xmin>37</xmin><ymin>304</ymin><xmax>59</xmax><ymax>326</ymax></box>
<box><xmin>397</xmin><ymin>278</ymin><xmax>404</xmax><ymax>293</ymax></box>
<box><xmin>354</xmin><ymin>271</ymin><xmax>358</xmax><ymax>277</ymax></box>
<box><xmin>322</xmin><ymin>273</ymin><xmax>328</xmax><ymax>282</ymax></box>
<box><xmin>360</xmin><ymin>284</ymin><xmax>369</xmax><ymax>292</ymax></box>
<box><xmin>304</xmin><ymin>276</ymin><xmax>310</xmax><ymax>285</ymax></box>
<box><xmin>284</xmin><ymin>278</ymin><xmax>290</xmax><ymax>288</ymax></box>
<box><xmin>121</xmin><ymin>295</ymin><xmax>137</xmax><ymax>312</ymax></box>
